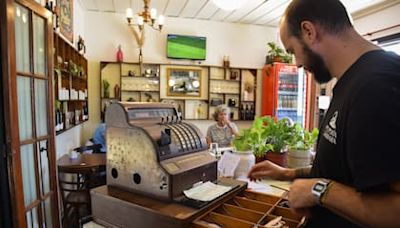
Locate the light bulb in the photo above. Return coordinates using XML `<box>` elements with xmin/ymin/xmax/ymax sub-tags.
<box><xmin>158</xmin><ymin>15</ymin><xmax>165</xmax><ymax>25</ymax></box>
<box><xmin>16</xmin><ymin>7</ymin><xmax>21</xmax><ymax>17</ymax></box>
<box><xmin>150</xmin><ymin>8</ymin><xmax>157</xmax><ymax>19</ymax></box>
<box><xmin>192</xmin><ymin>81</ymin><xmax>200</xmax><ymax>88</ymax></box>
<box><xmin>138</xmin><ymin>16</ymin><xmax>144</xmax><ymax>25</ymax></box>
<box><xmin>126</xmin><ymin>8</ymin><xmax>133</xmax><ymax>19</ymax></box>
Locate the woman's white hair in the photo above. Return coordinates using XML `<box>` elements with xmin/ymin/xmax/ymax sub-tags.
<box><xmin>213</xmin><ymin>104</ymin><xmax>231</xmax><ymax>121</ymax></box>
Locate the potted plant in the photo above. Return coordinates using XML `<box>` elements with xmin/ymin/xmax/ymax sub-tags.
<box><xmin>287</xmin><ymin>124</ymin><xmax>319</xmax><ymax>168</ymax></box>
<box><xmin>233</xmin><ymin>116</ymin><xmax>293</xmax><ymax>167</ymax></box>
<box><xmin>231</xmin><ymin>125</ymin><xmax>257</xmax><ymax>179</ymax></box>
<box><xmin>262</xmin><ymin>116</ymin><xmax>294</xmax><ymax>167</ymax></box>
<box><xmin>266</xmin><ymin>42</ymin><xmax>293</xmax><ymax>64</ymax></box>
<box><xmin>102</xmin><ymin>79</ymin><xmax>110</xmax><ymax>98</ymax></box>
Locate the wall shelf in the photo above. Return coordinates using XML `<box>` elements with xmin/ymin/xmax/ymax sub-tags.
<box><xmin>54</xmin><ymin>33</ymin><xmax>88</xmax><ymax>134</ymax></box>
<box><xmin>100</xmin><ymin>62</ymin><xmax>258</xmax><ymax>121</ymax></box>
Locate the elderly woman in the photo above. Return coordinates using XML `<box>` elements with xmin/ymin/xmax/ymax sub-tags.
<box><xmin>206</xmin><ymin>105</ymin><xmax>240</xmax><ymax>147</ymax></box>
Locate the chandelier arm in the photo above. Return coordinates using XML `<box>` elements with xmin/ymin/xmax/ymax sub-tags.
<box><xmin>129</xmin><ymin>26</ymin><xmax>144</xmax><ymax>48</ymax></box>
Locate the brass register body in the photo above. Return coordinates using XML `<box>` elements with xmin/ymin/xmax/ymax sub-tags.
<box><xmin>105</xmin><ymin>102</ymin><xmax>217</xmax><ymax>201</ymax></box>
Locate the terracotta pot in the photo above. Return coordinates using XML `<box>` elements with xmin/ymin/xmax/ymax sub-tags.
<box><xmin>265</xmin><ymin>151</ymin><xmax>287</xmax><ymax>167</ymax></box>
<box><xmin>255</xmin><ymin>155</ymin><xmax>267</xmax><ymax>163</ymax></box>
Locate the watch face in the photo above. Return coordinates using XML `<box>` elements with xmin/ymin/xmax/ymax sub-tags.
<box><xmin>315</xmin><ymin>183</ymin><xmax>325</xmax><ymax>191</ymax></box>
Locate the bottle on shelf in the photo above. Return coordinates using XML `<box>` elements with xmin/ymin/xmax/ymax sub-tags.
<box><xmin>55</xmin><ymin>107</ymin><xmax>60</xmax><ymax>132</ymax></box>
<box><xmin>114</xmin><ymin>84</ymin><xmax>120</xmax><ymax>99</ymax></box>
<box><xmin>82</xmin><ymin>105</ymin><xmax>88</xmax><ymax>121</ymax></box>
<box><xmin>239</xmin><ymin>104</ymin><xmax>245</xmax><ymax>120</ymax></box>
<box><xmin>116</xmin><ymin>45</ymin><xmax>124</xmax><ymax>62</ymax></box>
<box><xmin>244</xmin><ymin>105</ymin><xmax>250</xmax><ymax>120</ymax></box>
<box><xmin>249</xmin><ymin>104</ymin><xmax>255</xmax><ymax>120</ymax></box>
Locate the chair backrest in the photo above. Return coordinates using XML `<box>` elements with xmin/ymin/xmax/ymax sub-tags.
<box><xmin>57</xmin><ymin>167</ymin><xmax>91</xmax><ymax>203</ymax></box>
<box><xmin>73</xmin><ymin>144</ymin><xmax>102</xmax><ymax>154</ymax></box>
<box><xmin>58</xmin><ymin>167</ymin><xmax>95</xmax><ymax>227</ymax></box>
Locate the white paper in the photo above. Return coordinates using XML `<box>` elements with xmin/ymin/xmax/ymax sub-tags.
<box><xmin>218</xmin><ymin>152</ymin><xmax>240</xmax><ymax>177</ymax></box>
<box><xmin>236</xmin><ymin>177</ymin><xmax>272</xmax><ymax>192</ymax></box>
<box><xmin>183</xmin><ymin>181</ymin><xmax>232</xmax><ymax>201</ymax></box>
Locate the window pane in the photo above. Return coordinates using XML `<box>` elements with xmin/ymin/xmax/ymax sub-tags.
<box><xmin>43</xmin><ymin>198</ymin><xmax>53</xmax><ymax>228</ymax></box>
<box><xmin>35</xmin><ymin>79</ymin><xmax>48</xmax><ymax>137</ymax></box>
<box><xmin>33</xmin><ymin>14</ymin><xmax>46</xmax><ymax>75</ymax></box>
<box><xmin>17</xmin><ymin>76</ymin><xmax>32</xmax><ymax>140</ymax></box>
<box><xmin>21</xmin><ymin>144</ymin><xmax>37</xmax><ymax>206</ymax></box>
<box><xmin>26</xmin><ymin>207</ymin><xmax>39</xmax><ymax>228</ymax></box>
<box><xmin>15</xmin><ymin>4</ymin><xmax>30</xmax><ymax>73</ymax></box>
<box><xmin>38</xmin><ymin>140</ymin><xmax>50</xmax><ymax>194</ymax></box>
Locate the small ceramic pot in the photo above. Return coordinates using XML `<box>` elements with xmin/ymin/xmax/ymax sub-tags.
<box><xmin>232</xmin><ymin>150</ymin><xmax>255</xmax><ymax>179</ymax></box>
<box><xmin>287</xmin><ymin>149</ymin><xmax>311</xmax><ymax>168</ymax></box>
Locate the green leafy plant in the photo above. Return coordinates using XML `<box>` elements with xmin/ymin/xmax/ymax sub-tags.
<box><xmin>102</xmin><ymin>79</ymin><xmax>110</xmax><ymax>98</ymax></box>
<box><xmin>233</xmin><ymin>116</ymin><xmax>294</xmax><ymax>157</ymax></box>
<box><xmin>266</xmin><ymin>42</ymin><xmax>293</xmax><ymax>64</ymax></box>
<box><xmin>289</xmin><ymin>124</ymin><xmax>319</xmax><ymax>150</ymax></box>
<box><xmin>68</xmin><ymin>60</ymin><xmax>79</xmax><ymax>76</ymax></box>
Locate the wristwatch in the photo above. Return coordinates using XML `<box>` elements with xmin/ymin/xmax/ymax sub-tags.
<box><xmin>311</xmin><ymin>179</ymin><xmax>331</xmax><ymax>204</ymax></box>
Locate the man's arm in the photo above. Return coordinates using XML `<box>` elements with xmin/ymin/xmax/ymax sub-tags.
<box><xmin>289</xmin><ymin>179</ymin><xmax>400</xmax><ymax>227</ymax></box>
<box><xmin>247</xmin><ymin>160</ymin><xmax>311</xmax><ymax>181</ymax></box>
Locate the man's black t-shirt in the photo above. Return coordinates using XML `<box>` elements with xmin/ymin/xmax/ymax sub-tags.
<box><xmin>308</xmin><ymin>50</ymin><xmax>400</xmax><ymax>227</ymax></box>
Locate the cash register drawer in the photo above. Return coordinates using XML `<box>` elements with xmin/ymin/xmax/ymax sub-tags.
<box><xmin>192</xmin><ymin>190</ymin><xmax>305</xmax><ymax>228</ymax></box>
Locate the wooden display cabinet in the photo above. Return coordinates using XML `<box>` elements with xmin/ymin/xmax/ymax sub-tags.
<box><xmin>53</xmin><ymin>33</ymin><xmax>88</xmax><ymax>134</ymax></box>
<box><xmin>100</xmin><ymin>62</ymin><xmax>161</xmax><ymax>120</ymax></box>
<box><xmin>99</xmin><ymin>62</ymin><xmax>259</xmax><ymax>121</ymax></box>
<box><xmin>208</xmin><ymin>67</ymin><xmax>257</xmax><ymax>121</ymax></box>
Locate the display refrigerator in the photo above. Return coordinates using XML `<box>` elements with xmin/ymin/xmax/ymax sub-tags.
<box><xmin>262</xmin><ymin>62</ymin><xmax>311</xmax><ymax>128</ymax></box>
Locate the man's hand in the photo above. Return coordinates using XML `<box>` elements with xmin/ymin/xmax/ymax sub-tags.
<box><xmin>247</xmin><ymin>160</ymin><xmax>295</xmax><ymax>181</ymax></box>
<box><xmin>288</xmin><ymin>179</ymin><xmax>320</xmax><ymax>215</ymax></box>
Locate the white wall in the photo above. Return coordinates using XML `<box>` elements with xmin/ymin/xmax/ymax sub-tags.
<box><xmin>83</xmin><ymin>11</ymin><xmax>277</xmax><ymax>68</ymax></box>
<box><xmin>353</xmin><ymin>3</ymin><xmax>400</xmax><ymax>40</ymax></box>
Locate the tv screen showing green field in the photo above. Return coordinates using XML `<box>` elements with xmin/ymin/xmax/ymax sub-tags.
<box><xmin>167</xmin><ymin>34</ymin><xmax>206</xmax><ymax>60</ymax></box>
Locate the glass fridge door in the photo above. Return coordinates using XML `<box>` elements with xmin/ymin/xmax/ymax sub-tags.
<box><xmin>276</xmin><ymin>67</ymin><xmax>307</xmax><ymax>127</ymax></box>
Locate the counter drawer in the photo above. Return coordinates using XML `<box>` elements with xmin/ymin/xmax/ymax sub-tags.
<box><xmin>192</xmin><ymin>190</ymin><xmax>305</xmax><ymax>228</ymax></box>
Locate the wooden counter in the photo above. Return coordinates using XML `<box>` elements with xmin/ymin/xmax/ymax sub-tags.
<box><xmin>90</xmin><ymin>178</ymin><xmax>247</xmax><ymax>228</ymax></box>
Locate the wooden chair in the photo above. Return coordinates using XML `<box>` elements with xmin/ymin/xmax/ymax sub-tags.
<box><xmin>73</xmin><ymin>143</ymin><xmax>102</xmax><ymax>154</ymax></box>
<box><xmin>58</xmin><ymin>166</ymin><xmax>95</xmax><ymax>228</ymax></box>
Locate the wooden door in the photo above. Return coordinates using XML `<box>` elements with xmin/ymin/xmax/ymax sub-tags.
<box><xmin>1</xmin><ymin>0</ymin><xmax>59</xmax><ymax>227</ymax></box>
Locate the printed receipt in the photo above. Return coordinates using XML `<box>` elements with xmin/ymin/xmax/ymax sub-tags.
<box><xmin>183</xmin><ymin>181</ymin><xmax>232</xmax><ymax>201</ymax></box>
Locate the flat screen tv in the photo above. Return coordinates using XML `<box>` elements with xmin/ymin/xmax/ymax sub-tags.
<box><xmin>167</xmin><ymin>34</ymin><xmax>206</xmax><ymax>60</ymax></box>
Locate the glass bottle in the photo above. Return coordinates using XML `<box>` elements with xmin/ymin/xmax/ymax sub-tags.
<box><xmin>116</xmin><ymin>45</ymin><xmax>124</xmax><ymax>62</ymax></box>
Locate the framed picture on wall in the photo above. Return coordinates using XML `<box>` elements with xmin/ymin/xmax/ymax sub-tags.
<box><xmin>167</xmin><ymin>68</ymin><xmax>202</xmax><ymax>97</ymax></box>
<box><xmin>58</xmin><ymin>0</ymin><xmax>73</xmax><ymax>43</ymax></box>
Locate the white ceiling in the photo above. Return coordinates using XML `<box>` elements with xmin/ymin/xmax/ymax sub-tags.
<box><xmin>78</xmin><ymin>0</ymin><xmax>399</xmax><ymax>27</ymax></box>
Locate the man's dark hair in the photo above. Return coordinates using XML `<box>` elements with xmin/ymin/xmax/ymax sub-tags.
<box><xmin>284</xmin><ymin>0</ymin><xmax>353</xmax><ymax>38</ymax></box>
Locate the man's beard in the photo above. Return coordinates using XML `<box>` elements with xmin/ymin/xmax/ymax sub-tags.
<box><xmin>301</xmin><ymin>41</ymin><xmax>332</xmax><ymax>83</ymax></box>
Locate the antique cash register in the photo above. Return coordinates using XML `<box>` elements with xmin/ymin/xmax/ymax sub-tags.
<box><xmin>91</xmin><ymin>102</ymin><xmax>304</xmax><ymax>227</ymax></box>
<box><xmin>104</xmin><ymin>102</ymin><xmax>222</xmax><ymax>202</ymax></box>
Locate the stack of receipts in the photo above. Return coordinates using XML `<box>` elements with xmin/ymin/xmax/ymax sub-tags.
<box><xmin>183</xmin><ymin>181</ymin><xmax>232</xmax><ymax>201</ymax></box>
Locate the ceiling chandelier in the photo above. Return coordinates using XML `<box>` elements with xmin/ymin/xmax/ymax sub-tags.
<box><xmin>126</xmin><ymin>0</ymin><xmax>165</xmax><ymax>50</ymax></box>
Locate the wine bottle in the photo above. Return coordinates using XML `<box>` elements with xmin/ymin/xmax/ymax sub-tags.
<box><xmin>245</xmin><ymin>105</ymin><xmax>250</xmax><ymax>120</ymax></box>
<box><xmin>250</xmin><ymin>104</ymin><xmax>255</xmax><ymax>120</ymax></box>
<box><xmin>55</xmin><ymin>108</ymin><xmax>59</xmax><ymax>131</ymax></box>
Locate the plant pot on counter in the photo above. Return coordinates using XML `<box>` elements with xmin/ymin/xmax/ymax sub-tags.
<box><xmin>265</xmin><ymin>151</ymin><xmax>287</xmax><ymax>167</ymax></box>
<box><xmin>287</xmin><ymin>149</ymin><xmax>311</xmax><ymax>168</ymax></box>
<box><xmin>231</xmin><ymin>150</ymin><xmax>255</xmax><ymax>179</ymax></box>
